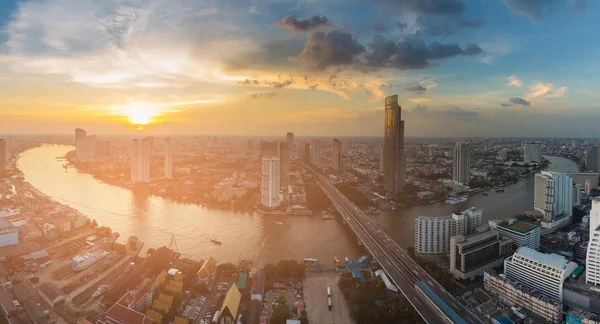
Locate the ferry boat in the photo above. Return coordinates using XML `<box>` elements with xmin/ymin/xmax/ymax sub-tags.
<box><xmin>72</xmin><ymin>250</ymin><xmax>109</xmax><ymax>272</ymax></box>
<box><xmin>445</xmin><ymin>196</ymin><xmax>468</xmax><ymax>205</ymax></box>
<box><xmin>92</xmin><ymin>284</ymin><xmax>109</xmax><ymax>298</ymax></box>
<box><xmin>211</xmin><ymin>238</ymin><xmax>222</xmax><ymax>244</ymax></box>
<box><xmin>303</xmin><ymin>258</ymin><xmax>318</xmax><ymax>263</ymax></box>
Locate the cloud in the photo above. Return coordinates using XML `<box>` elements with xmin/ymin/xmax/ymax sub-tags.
<box><xmin>526</xmin><ymin>83</ymin><xmax>553</xmax><ymax>99</ymax></box>
<box><xmin>547</xmin><ymin>86</ymin><xmax>568</xmax><ymax>98</ymax></box>
<box><xmin>277</xmin><ymin>15</ymin><xmax>332</xmax><ymax>33</ymax></box>
<box><xmin>507</xmin><ymin>97</ymin><xmax>531</xmax><ymax>106</ymax></box>
<box><xmin>502</xmin><ymin>0</ymin><xmax>571</xmax><ymax>21</ymax></box>
<box><xmin>370</xmin><ymin>0</ymin><xmax>466</xmax><ymax>16</ymax></box>
<box><xmin>249</xmin><ymin>92</ymin><xmax>278</xmax><ymax>100</ymax></box>
<box><xmin>290</xmin><ymin>30</ymin><xmax>366</xmax><ymax>71</ymax></box>
<box><xmin>507</xmin><ymin>76</ymin><xmax>523</xmax><ymax>87</ymax></box>
<box><xmin>420</xmin><ymin>78</ymin><xmax>438</xmax><ymax>90</ymax></box>
<box><xmin>405</xmin><ymin>85</ymin><xmax>427</xmax><ymax>93</ymax></box>
<box><xmin>266</xmin><ymin>79</ymin><xmax>294</xmax><ymax>88</ymax></box>
<box><xmin>239</xmin><ymin>79</ymin><xmax>259</xmax><ymax>85</ymax></box>
<box><xmin>364</xmin><ymin>36</ymin><xmax>483</xmax><ymax>70</ymax></box>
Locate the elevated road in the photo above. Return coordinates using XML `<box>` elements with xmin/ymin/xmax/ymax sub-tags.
<box><xmin>303</xmin><ymin>164</ymin><xmax>482</xmax><ymax>324</ymax></box>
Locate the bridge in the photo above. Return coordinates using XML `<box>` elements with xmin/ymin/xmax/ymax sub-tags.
<box><xmin>303</xmin><ymin>164</ymin><xmax>482</xmax><ymax>324</ymax></box>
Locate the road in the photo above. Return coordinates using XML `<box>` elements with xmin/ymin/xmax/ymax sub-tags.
<box><xmin>303</xmin><ymin>163</ymin><xmax>482</xmax><ymax>324</ymax></box>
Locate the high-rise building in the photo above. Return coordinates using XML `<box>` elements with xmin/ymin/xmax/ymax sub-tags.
<box><xmin>76</xmin><ymin>135</ymin><xmax>96</xmax><ymax>160</ymax></box>
<box><xmin>452</xmin><ymin>207</ymin><xmax>483</xmax><ymax>236</ymax></box>
<box><xmin>261</xmin><ymin>157</ymin><xmax>280</xmax><ymax>208</ymax></box>
<box><xmin>277</xmin><ymin>141</ymin><xmax>289</xmax><ymax>189</ymax></box>
<box><xmin>534</xmin><ymin>171</ymin><xmax>573</xmax><ymax>227</ymax></box>
<box><xmin>489</xmin><ymin>219</ymin><xmax>540</xmax><ymax>250</ymax></box>
<box><xmin>75</xmin><ymin>128</ymin><xmax>87</xmax><ymax>142</ymax></box>
<box><xmin>573</xmin><ymin>183</ymin><xmax>581</xmax><ymax>206</ymax></box>
<box><xmin>379</xmin><ymin>146</ymin><xmax>384</xmax><ymax>173</ymax></box>
<box><xmin>585</xmin><ymin>179</ymin><xmax>593</xmax><ymax>195</ymax></box>
<box><xmin>0</xmin><ymin>139</ymin><xmax>6</xmax><ymax>177</ymax></box>
<box><xmin>450</xmin><ymin>228</ymin><xmax>510</xmax><ymax>280</ymax></box>
<box><xmin>504</xmin><ymin>247</ymin><xmax>578</xmax><ymax>301</ymax></box>
<box><xmin>311</xmin><ymin>139</ymin><xmax>320</xmax><ymax>165</ymax></box>
<box><xmin>452</xmin><ymin>142</ymin><xmax>471</xmax><ymax>184</ymax></box>
<box><xmin>382</xmin><ymin>95</ymin><xmax>405</xmax><ymax>195</ymax></box>
<box><xmin>286</xmin><ymin>132</ymin><xmax>294</xmax><ymax>157</ymax></box>
<box><xmin>164</xmin><ymin>138</ymin><xmax>173</xmax><ymax>179</ymax></box>
<box><xmin>415</xmin><ymin>216</ymin><xmax>453</xmax><ymax>255</ymax></box>
<box><xmin>524</xmin><ymin>142</ymin><xmax>542</xmax><ymax>163</ymax></box>
<box><xmin>586</xmin><ymin>199</ymin><xmax>600</xmax><ymax>285</ymax></box>
<box><xmin>332</xmin><ymin>139</ymin><xmax>342</xmax><ymax>171</ymax></box>
<box><xmin>131</xmin><ymin>138</ymin><xmax>150</xmax><ymax>183</ymax></box>
<box><xmin>586</xmin><ymin>146</ymin><xmax>599</xmax><ymax>172</ymax></box>
<box><xmin>297</xmin><ymin>141</ymin><xmax>307</xmax><ymax>161</ymax></box>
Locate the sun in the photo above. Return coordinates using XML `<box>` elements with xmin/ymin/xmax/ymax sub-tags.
<box><xmin>112</xmin><ymin>102</ymin><xmax>161</xmax><ymax>127</ymax></box>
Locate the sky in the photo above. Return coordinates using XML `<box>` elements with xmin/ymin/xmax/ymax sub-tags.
<box><xmin>0</xmin><ymin>0</ymin><xmax>599</xmax><ymax>137</ymax></box>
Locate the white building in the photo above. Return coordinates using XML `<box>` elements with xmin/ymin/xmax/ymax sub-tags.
<box><xmin>534</xmin><ymin>171</ymin><xmax>573</xmax><ymax>228</ymax></box>
<box><xmin>524</xmin><ymin>142</ymin><xmax>542</xmax><ymax>163</ymax></box>
<box><xmin>484</xmin><ymin>270</ymin><xmax>562</xmax><ymax>323</ymax></box>
<box><xmin>489</xmin><ymin>219</ymin><xmax>541</xmax><ymax>250</ymax></box>
<box><xmin>504</xmin><ymin>246</ymin><xmax>578</xmax><ymax>301</ymax></box>
<box><xmin>452</xmin><ymin>142</ymin><xmax>470</xmax><ymax>184</ymax></box>
<box><xmin>164</xmin><ymin>138</ymin><xmax>173</xmax><ymax>179</ymax></box>
<box><xmin>0</xmin><ymin>218</ymin><xmax>18</xmax><ymax>247</ymax></box>
<box><xmin>131</xmin><ymin>138</ymin><xmax>150</xmax><ymax>183</ymax></box>
<box><xmin>586</xmin><ymin>199</ymin><xmax>600</xmax><ymax>285</ymax></box>
<box><xmin>452</xmin><ymin>207</ymin><xmax>483</xmax><ymax>236</ymax></box>
<box><xmin>311</xmin><ymin>139</ymin><xmax>320</xmax><ymax>164</ymax></box>
<box><xmin>261</xmin><ymin>157</ymin><xmax>280</xmax><ymax>208</ymax></box>
<box><xmin>415</xmin><ymin>216</ymin><xmax>453</xmax><ymax>255</ymax></box>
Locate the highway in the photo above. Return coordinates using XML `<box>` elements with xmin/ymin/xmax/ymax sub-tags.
<box><xmin>304</xmin><ymin>164</ymin><xmax>482</xmax><ymax>324</ymax></box>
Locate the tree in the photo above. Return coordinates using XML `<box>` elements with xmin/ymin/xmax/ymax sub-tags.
<box><xmin>276</xmin><ymin>260</ymin><xmax>291</xmax><ymax>277</ymax></box>
<box><xmin>264</xmin><ymin>263</ymin><xmax>277</xmax><ymax>281</ymax></box>
<box><xmin>270</xmin><ymin>303</ymin><xmax>292</xmax><ymax>324</ymax></box>
<box><xmin>216</xmin><ymin>262</ymin><xmax>238</xmax><ymax>278</ymax></box>
<box><xmin>299</xmin><ymin>310</ymin><xmax>309</xmax><ymax>324</ymax></box>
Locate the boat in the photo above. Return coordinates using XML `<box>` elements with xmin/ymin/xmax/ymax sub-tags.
<box><xmin>333</xmin><ymin>256</ymin><xmax>340</xmax><ymax>264</ymax></box>
<box><xmin>321</xmin><ymin>214</ymin><xmax>334</xmax><ymax>220</ymax></box>
<box><xmin>344</xmin><ymin>257</ymin><xmax>350</xmax><ymax>263</ymax></box>
<box><xmin>272</xmin><ymin>221</ymin><xmax>284</xmax><ymax>225</ymax></box>
<box><xmin>211</xmin><ymin>238</ymin><xmax>222</xmax><ymax>244</ymax></box>
<box><xmin>92</xmin><ymin>284</ymin><xmax>109</xmax><ymax>298</ymax></box>
<box><xmin>445</xmin><ymin>196</ymin><xmax>468</xmax><ymax>205</ymax></box>
<box><xmin>495</xmin><ymin>188</ymin><xmax>505</xmax><ymax>192</ymax></box>
<box><xmin>72</xmin><ymin>250</ymin><xmax>109</xmax><ymax>272</ymax></box>
<box><xmin>303</xmin><ymin>258</ymin><xmax>318</xmax><ymax>263</ymax></box>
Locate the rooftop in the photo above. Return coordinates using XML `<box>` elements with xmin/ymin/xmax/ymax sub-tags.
<box><xmin>516</xmin><ymin>246</ymin><xmax>569</xmax><ymax>270</ymax></box>
<box><xmin>219</xmin><ymin>285</ymin><xmax>241</xmax><ymax>320</ymax></box>
<box><xmin>498</xmin><ymin>220</ymin><xmax>539</xmax><ymax>233</ymax></box>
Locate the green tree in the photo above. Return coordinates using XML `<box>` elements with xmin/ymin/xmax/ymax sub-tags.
<box><xmin>216</xmin><ymin>262</ymin><xmax>237</xmax><ymax>278</ymax></box>
<box><xmin>270</xmin><ymin>304</ymin><xmax>292</xmax><ymax>324</ymax></box>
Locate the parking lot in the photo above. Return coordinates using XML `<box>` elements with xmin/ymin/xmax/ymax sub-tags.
<box><xmin>303</xmin><ymin>272</ymin><xmax>353</xmax><ymax>324</ymax></box>
<box><xmin>194</xmin><ymin>278</ymin><xmax>233</xmax><ymax>324</ymax></box>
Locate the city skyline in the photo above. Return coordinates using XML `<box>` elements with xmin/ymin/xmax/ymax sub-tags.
<box><xmin>1</xmin><ymin>1</ymin><xmax>600</xmax><ymax>137</ymax></box>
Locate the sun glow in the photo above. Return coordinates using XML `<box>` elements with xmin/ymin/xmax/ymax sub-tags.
<box><xmin>112</xmin><ymin>102</ymin><xmax>162</xmax><ymax>126</ymax></box>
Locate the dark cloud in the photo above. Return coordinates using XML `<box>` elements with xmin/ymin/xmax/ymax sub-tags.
<box><xmin>501</xmin><ymin>103</ymin><xmax>512</xmax><ymax>107</ymax></box>
<box><xmin>290</xmin><ymin>30</ymin><xmax>366</xmax><ymax>71</ymax></box>
<box><xmin>223</xmin><ymin>37</ymin><xmax>306</xmax><ymax>71</ymax></box>
<box><xmin>502</xmin><ymin>0</ymin><xmax>562</xmax><ymax>20</ymax></box>
<box><xmin>249</xmin><ymin>92</ymin><xmax>278</xmax><ymax>100</ymax></box>
<box><xmin>364</xmin><ymin>36</ymin><xmax>483</xmax><ymax>70</ymax></box>
<box><xmin>266</xmin><ymin>79</ymin><xmax>294</xmax><ymax>88</ymax></box>
<box><xmin>277</xmin><ymin>15</ymin><xmax>332</xmax><ymax>33</ymax></box>
<box><xmin>507</xmin><ymin>97</ymin><xmax>531</xmax><ymax>106</ymax></box>
<box><xmin>238</xmin><ymin>79</ymin><xmax>259</xmax><ymax>85</ymax></box>
<box><xmin>405</xmin><ymin>85</ymin><xmax>427</xmax><ymax>92</ymax></box>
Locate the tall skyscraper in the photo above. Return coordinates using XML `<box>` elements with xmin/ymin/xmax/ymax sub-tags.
<box><xmin>0</xmin><ymin>139</ymin><xmax>6</xmax><ymax>177</ymax></box>
<box><xmin>311</xmin><ymin>139</ymin><xmax>320</xmax><ymax>165</ymax></box>
<box><xmin>75</xmin><ymin>128</ymin><xmax>87</xmax><ymax>142</ymax></box>
<box><xmin>286</xmin><ymin>132</ymin><xmax>294</xmax><ymax>158</ymax></box>
<box><xmin>382</xmin><ymin>95</ymin><xmax>405</xmax><ymax>195</ymax></box>
<box><xmin>586</xmin><ymin>145</ymin><xmax>599</xmax><ymax>172</ymax></box>
<box><xmin>297</xmin><ymin>141</ymin><xmax>306</xmax><ymax>160</ymax></box>
<box><xmin>534</xmin><ymin>171</ymin><xmax>573</xmax><ymax>225</ymax></box>
<box><xmin>261</xmin><ymin>157</ymin><xmax>280</xmax><ymax>208</ymax></box>
<box><xmin>76</xmin><ymin>135</ymin><xmax>96</xmax><ymax>160</ymax></box>
<box><xmin>277</xmin><ymin>141</ymin><xmax>289</xmax><ymax>189</ymax></box>
<box><xmin>379</xmin><ymin>146</ymin><xmax>384</xmax><ymax>173</ymax></box>
<box><xmin>452</xmin><ymin>142</ymin><xmax>471</xmax><ymax>184</ymax></box>
<box><xmin>131</xmin><ymin>138</ymin><xmax>150</xmax><ymax>183</ymax></box>
<box><xmin>524</xmin><ymin>142</ymin><xmax>542</xmax><ymax>163</ymax></box>
<box><xmin>332</xmin><ymin>139</ymin><xmax>342</xmax><ymax>171</ymax></box>
<box><xmin>165</xmin><ymin>138</ymin><xmax>173</xmax><ymax>179</ymax></box>
<box><xmin>586</xmin><ymin>199</ymin><xmax>600</xmax><ymax>285</ymax></box>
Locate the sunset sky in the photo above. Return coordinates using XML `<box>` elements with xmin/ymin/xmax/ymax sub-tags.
<box><xmin>0</xmin><ymin>0</ymin><xmax>598</xmax><ymax>137</ymax></box>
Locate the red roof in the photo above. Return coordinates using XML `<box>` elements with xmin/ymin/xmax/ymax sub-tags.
<box><xmin>105</xmin><ymin>303</ymin><xmax>154</xmax><ymax>324</ymax></box>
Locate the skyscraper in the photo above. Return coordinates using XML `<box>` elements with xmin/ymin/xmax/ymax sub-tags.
<box><xmin>332</xmin><ymin>138</ymin><xmax>342</xmax><ymax>171</ymax></box>
<box><xmin>586</xmin><ymin>145</ymin><xmax>599</xmax><ymax>172</ymax></box>
<box><xmin>261</xmin><ymin>157</ymin><xmax>280</xmax><ymax>208</ymax></box>
<box><xmin>534</xmin><ymin>171</ymin><xmax>573</xmax><ymax>226</ymax></box>
<box><xmin>311</xmin><ymin>139</ymin><xmax>320</xmax><ymax>165</ymax></box>
<box><xmin>75</xmin><ymin>128</ymin><xmax>87</xmax><ymax>142</ymax></box>
<box><xmin>586</xmin><ymin>199</ymin><xmax>600</xmax><ymax>285</ymax></box>
<box><xmin>277</xmin><ymin>141</ymin><xmax>289</xmax><ymax>189</ymax></box>
<box><xmin>452</xmin><ymin>142</ymin><xmax>471</xmax><ymax>184</ymax></box>
<box><xmin>382</xmin><ymin>95</ymin><xmax>405</xmax><ymax>195</ymax></box>
<box><xmin>524</xmin><ymin>142</ymin><xmax>542</xmax><ymax>163</ymax></box>
<box><xmin>0</xmin><ymin>139</ymin><xmax>6</xmax><ymax>177</ymax></box>
<box><xmin>165</xmin><ymin>138</ymin><xmax>173</xmax><ymax>179</ymax></box>
<box><xmin>297</xmin><ymin>141</ymin><xmax>306</xmax><ymax>160</ymax></box>
<box><xmin>286</xmin><ymin>132</ymin><xmax>294</xmax><ymax>157</ymax></box>
<box><xmin>131</xmin><ymin>138</ymin><xmax>150</xmax><ymax>183</ymax></box>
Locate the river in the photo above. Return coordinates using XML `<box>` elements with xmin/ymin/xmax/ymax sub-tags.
<box><xmin>17</xmin><ymin>146</ymin><xmax>579</xmax><ymax>265</ymax></box>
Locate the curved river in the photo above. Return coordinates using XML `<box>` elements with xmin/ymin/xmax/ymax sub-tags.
<box><xmin>18</xmin><ymin>146</ymin><xmax>578</xmax><ymax>265</ymax></box>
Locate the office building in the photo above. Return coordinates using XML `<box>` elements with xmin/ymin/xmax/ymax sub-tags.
<box><xmin>504</xmin><ymin>246</ymin><xmax>577</xmax><ymax>301</ymax></box>
<box><xmin>0</xmin><ymin>139</ymin><xmax>6</xmax><ymax>176</ymax></box>
<box><xmin>586</xmin><ymin>199</ymin><xmax>600</xmax><ymax>285</ymax></box>
<box><xmin>75</xmin><ymin>128</ymin><xmax>87</xmax><ymax>142</ymax></box>
<box><xmin>450</xmin><ymin>228</ymin><xmax>510</xmax><ymax>280</ymax></box>
<box><xmin>453</xmin><ymin>142</ymin><xmax>471</xmax><ymax>184</ymax></box>
<box><xmin>415</xmin><ymin>216</ymin><xmax>453</xmax><ymax>255</ymax></box>
<box><xmin>524</xmin><ymin>142</ymin><xmax>542</xmax><ymax>163</ymax></box>
<box><xmin>0</xmin><ymin>218</ymin><xmax>18</xmax><ymax>247</ymax></box>
<box><xmin>484</xmin><ymin>270</ymin><xmax>562</xmax><ymax>323</ymax></box>
<box><xmin>261</xmin><ymin>157</ymin><xmax>280</xmax><ymax>208</ymax></box>
<box><xmin>382</xmin><ymin>95</ymin><xmax>406</xmax><ymax>195</ymax></box>
<box><xmin>489</xmin><ymin>219</ymin><xmax>540</xmax><ymax>250</ymax></box>
<box><xmin>164</xmin><ymin>138</ymin><xmax>173</xmax><ymax>179</ymax></box>
<box><xmin>534</xmin><ymin>171</ymin><xmax>573</xmax><ymax>228</ymax></box>
<box><xmin>586</xmin><ymin>146</ymin><xmax>599</xmax><ymax>172</ymax></box>
<box><xmin>286</xmin><ymin>132</ymin><xmax>294</xmax><ymax>157</ymax></box>
<box><xmin>452</xmin><ymin>207</ymin><xmax>483</xmax><ymax>236</ymax></box>
<box><xmin>332</xmin><ymin>139</ymin><xmax>342</xmax><ymax>171</ymax></box>
<box><xmin>131</xmin><ymin>139</ymin><xmax>150</xmax><ymax>183</ymax></box>
<box><xmin>586</xmin><ymin>179</ymin><xmax>593</xmax><ymax>195</ymax></box>
<box><xmin>574</xmin><ymin>184</ymin><xmax>582</xmax><ymax>206</ymax></box>
<box><xmin>260</xmin><ymin>141</ymin><xmax>289</xmax><ymax>189</ymax></box>
<box><xmin>311</xmin><ymin>139</ymin><xmax>320</xmax><ymax>165</ymax></box>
